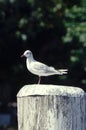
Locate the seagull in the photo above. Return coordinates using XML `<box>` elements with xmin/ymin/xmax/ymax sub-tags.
<box><xmin>21</xmin><ymin>50</ymin><xmax>68</xmax><ymax>84</ymax></box>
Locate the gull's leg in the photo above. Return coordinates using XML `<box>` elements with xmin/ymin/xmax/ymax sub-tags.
<box><xmin>38</xmin><ymin>76</ymin><xmax>41</xmax><ymax>84</ymax></box>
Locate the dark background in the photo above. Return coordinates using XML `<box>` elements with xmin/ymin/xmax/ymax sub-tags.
<box><xmin>0</xmin><ymin>0</ymin><xmax>86</xmax><ymax>129</ymax></box>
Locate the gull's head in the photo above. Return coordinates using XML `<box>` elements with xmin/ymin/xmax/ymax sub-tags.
<box><xmin>21</xmin><ymin>50</ymin><xmax>33</xmax><ymax>58</ymax></box>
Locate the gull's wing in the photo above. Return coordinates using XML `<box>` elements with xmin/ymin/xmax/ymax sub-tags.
<box><xmin>31</xmin><ymin>61</ymin><xmax>50</xmax><ymax>72</ymax></box>
<box><xmin>30</xmin><ymin>60</ymin><xmax>68</xmax><ymax>76</ymax></box>
<box><xmin>30</xmin><ymin>61</ymin><xmax>56</xmax><ymax>74</ymax></box>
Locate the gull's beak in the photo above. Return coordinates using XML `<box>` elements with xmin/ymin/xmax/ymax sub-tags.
<box><xmin>21</xmin><ymin>54</ymin><xmax>24</xmax><ymax>57</ymax></box>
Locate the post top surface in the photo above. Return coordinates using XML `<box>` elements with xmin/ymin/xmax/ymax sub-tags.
<box><xmin>17</xmin><ymin>84</ymin><xmax>85</xmax><ymax>97</ymax></box>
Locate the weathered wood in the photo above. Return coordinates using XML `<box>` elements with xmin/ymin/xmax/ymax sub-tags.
<box><xmin>17</xmin><ymin>85</ymin><xmax>86</xmax><ymax>130</ymax></box>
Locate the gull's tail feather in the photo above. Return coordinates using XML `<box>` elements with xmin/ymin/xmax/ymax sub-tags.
<box><xmin>57</xmin><ymin>69</ymin><xmax>68</xmax><ymax>75</ymax></box>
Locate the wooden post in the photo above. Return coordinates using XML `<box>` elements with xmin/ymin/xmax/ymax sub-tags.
<box><xmin>17</xmin><ymin>85</ymin><xmax>86</xmax><ymax>130</ymax></box>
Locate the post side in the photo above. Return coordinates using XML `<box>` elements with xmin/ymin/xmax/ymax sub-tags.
<box><xmin>17</xmin><ymin>85</ymin><xmax>86</xmax><ymax>130</ymax></box>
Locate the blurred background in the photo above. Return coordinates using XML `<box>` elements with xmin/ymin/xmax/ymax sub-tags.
<box><xmin>0</xmin><ymin>0</ymin><xmax>86</xmax><ymax>129</ymax></box>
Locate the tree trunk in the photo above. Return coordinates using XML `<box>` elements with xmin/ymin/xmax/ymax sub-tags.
<box><xmin>17</xmin><ymin>85</ymin><xmax>86</xmax><ymax>130</ymax></box>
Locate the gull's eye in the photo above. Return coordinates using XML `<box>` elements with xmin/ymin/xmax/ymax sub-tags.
<box><xmin>26</xmin><ymin>52</ymin><xmax>29</xmax><ymax>55</ymax></box>
<box><xmin>27</xmin><ymin>52</ymin><xmax>31</xmax><ymax>55</ymax></box>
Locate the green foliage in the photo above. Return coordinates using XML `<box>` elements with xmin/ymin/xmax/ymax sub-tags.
<box><xmin>63</xmin><ymin>6</ymin><xmax>86</xmax><ymax>43</ymax></box>
<box><xmin>63</xmin><ymin>3</ymin><xmax>86</xmax><ymax>87</ymax></box>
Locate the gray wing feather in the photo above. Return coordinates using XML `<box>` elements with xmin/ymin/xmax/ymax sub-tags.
<box><xmin>31</xmin><ymin>61</ymin><xmax>49</xmax><ymax>73</ymax></box>
<box><xmin>30</xmin><ymin>61</ymin><xmax>68</xmax><ymax>75</ymax></box>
